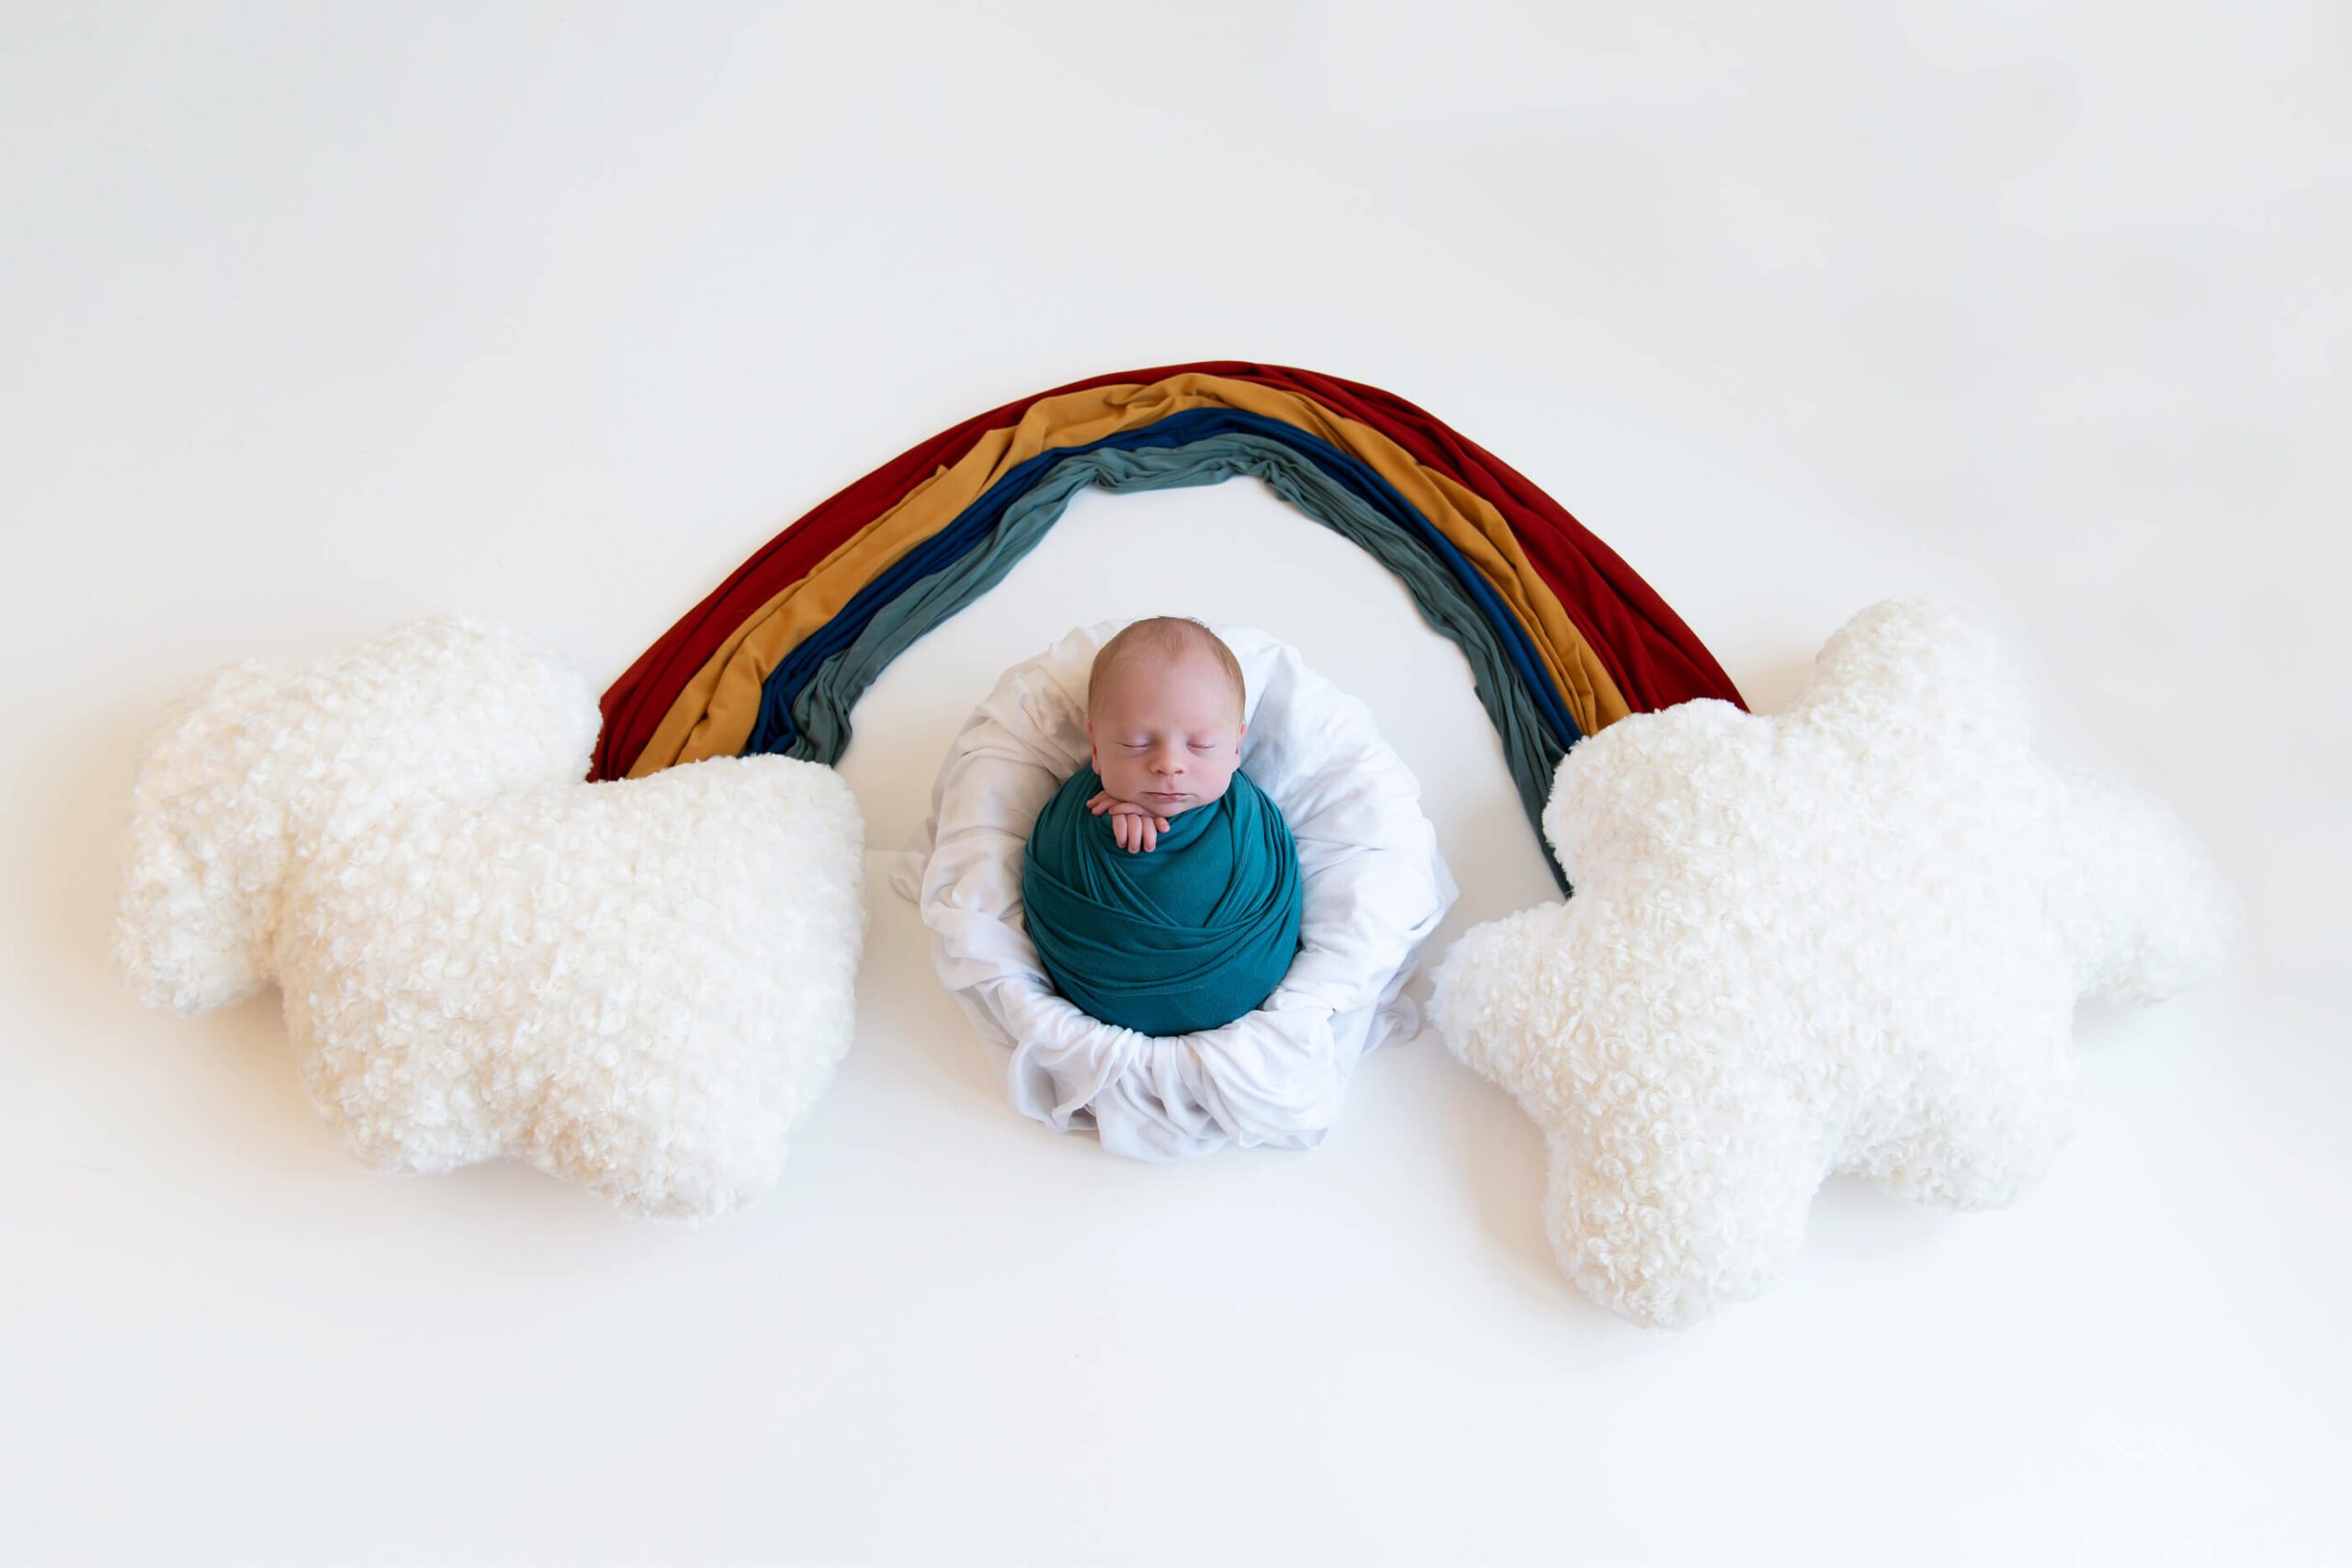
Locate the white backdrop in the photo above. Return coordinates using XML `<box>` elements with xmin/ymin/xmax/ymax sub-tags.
<box><xmin>5</xmin><ymin>4</ymin><xmax>2346</xmax><ymax>1563</ymax></box>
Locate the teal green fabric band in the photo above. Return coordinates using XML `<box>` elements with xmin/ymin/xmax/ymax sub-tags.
<box><xmin>1020</xmin><ymin>764</ymin><xmax>1303</xmax><ymax>1037</ymax></box>
<box><xmin>784</xmin><ymin>433</ymin><xmax>1569</xmax><ymax>888</ymax></box>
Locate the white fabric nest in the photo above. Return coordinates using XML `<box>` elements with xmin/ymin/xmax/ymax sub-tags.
<box><xmin>112</xmin><ymin>615</ymin><xmax>867</xmax><ymax>1219</ymax></box>
<box><xmin>889</xmin><ymin>621</ymin><xmax>1459</xmax><ymax>1160</ymax></box>
<box><xmin>1429</xmin><ymin>596</ymin><xmax>2236</xmax><ymax>1328</ymax></box>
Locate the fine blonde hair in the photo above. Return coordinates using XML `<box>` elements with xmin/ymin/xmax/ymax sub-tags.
<box><xmin>1087</xmin><ymin>617</ymin><xmax>1246</xmax><ymax>727</ymax></box>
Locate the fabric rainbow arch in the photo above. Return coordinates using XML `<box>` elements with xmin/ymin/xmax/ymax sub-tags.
<box><xmin>594</xmin><ymin>361</ymin><xmax>1745</xmax><ymax>893</ymax></box>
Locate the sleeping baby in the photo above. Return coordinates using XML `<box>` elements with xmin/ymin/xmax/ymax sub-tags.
<box><xmin>1019</xmin><ymin>616</ymin><xmax>1304</xmax><ymax>1036</ymax></box>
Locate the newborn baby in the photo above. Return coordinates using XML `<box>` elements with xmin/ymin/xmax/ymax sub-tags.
<box><xmin>1020</xmin><ymin>617</ymin><xmax>1304</xmax><ymax>1037</ymax></box>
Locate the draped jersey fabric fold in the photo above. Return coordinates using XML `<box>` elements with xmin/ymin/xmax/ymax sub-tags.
<box><xmin>1021</xmin><ymin>766</ymin><xmax>1303</xmax><ymax>1038</ymax></box>
<box><xmin>592</xmin><ymin>359</ymin><xmax>1748</xmax><ymax>897</ymax></box>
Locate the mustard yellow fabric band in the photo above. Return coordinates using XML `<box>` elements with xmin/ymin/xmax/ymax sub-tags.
<box><xmin>629</xmin><ymin>371</ymin><xmax>1630</xmax><ymax>778</ymax></box>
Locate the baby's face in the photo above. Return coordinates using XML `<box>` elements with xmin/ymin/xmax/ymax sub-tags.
<box><xmin>1086</xmin><ymin>649</ymin><xmax>1245</xmax><ymax>815</ymax></box>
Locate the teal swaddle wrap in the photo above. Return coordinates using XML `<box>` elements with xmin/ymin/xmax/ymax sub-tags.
<box><xmin>1021</xmin><ymin>764</ymin><xmax>1303</xmax><ymax>1037</ymax></box>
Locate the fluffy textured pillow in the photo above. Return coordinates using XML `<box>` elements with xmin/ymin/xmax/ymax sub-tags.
<box><xmin>112</xmin><ymin>615</ymin><xmax>867</xmax><ymax>1219</ymax></box>
<box><xmin>889</xmin><ymin>621</ymin><xmax>1458</xmax><ymax>1160</ymax></box>
<box><xmin>1429</xmin><ymin>597</ymin><xmax>2235</xmax><ymax>1327</ymax></box>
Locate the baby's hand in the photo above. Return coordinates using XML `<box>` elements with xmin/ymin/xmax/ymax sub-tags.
<box><xmin>1088</xmin><ymin>789</ymin><xmax>1170</xmax><ymax>854</ymax></box>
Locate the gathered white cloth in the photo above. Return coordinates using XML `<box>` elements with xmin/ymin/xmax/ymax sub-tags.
<box><xmin>887</xmin><ymin>621</ymin><xmax>1459</xmax><ymax>1160</ymax></box>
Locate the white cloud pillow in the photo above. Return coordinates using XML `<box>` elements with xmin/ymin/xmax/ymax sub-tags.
<box><xmin>890</xmin><ymin>622</ymin><xmax>1459</xmax><ymax>1160</ymax></box>
<box><xmin>1430</xmin><ymin>597</ymin><xmax>2235</xmax><ymax>1326</ymax></box>
<box><xmin>113</xmin><ymin>615</ymin><xmax>867</xmax><ymax>1218</ymax></box>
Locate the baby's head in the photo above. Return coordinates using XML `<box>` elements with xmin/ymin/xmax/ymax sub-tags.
<box><xmin>1085</xmin><ymin>617</ymin><xmax>1247</xmax><ymax>815</ymax></box>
